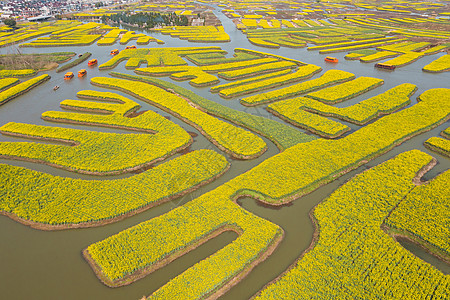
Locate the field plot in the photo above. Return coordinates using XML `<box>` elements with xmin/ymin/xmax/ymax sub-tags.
<box><xmin>98</xmin><ymin>47</ymin><xmax>226</xmax><ymax>70</ymax></box>
<box><xmin>424</xmin><ymin>128</ymin><xmax>450</xmax><ymax>158</ymax></box>
<box><xmin>90</xmin><ymin>76</ymin><xmax>267</xmax><ymax>159</ymax></box>
<box><xmin>83</xmin><ymin>87</ymin><xmax>450</xmax><ymax>296</ymax></box>
<box><xmin>0</xmin><ymin>52</ymin><xmax>75</xmax><ymax>75</ymax></box>
<box><xmin>0</xmin><ymin>75</ymin><xmax>50</xmax><ymax>106</ymax></box>
<box><xmin>267</xmin><ymin>83</ymin><xmax>416</xmax><ymax>138</ymax></box>
<box><xmin>0</xmin><ymin>150</ymin><xmax>229</xmax><ymax>228</ymax></box>
<box><xmin>385</xmin><ymin>169</ymin><xmax>450</xmax><ymax>262</ymax></box>
<box><xmin>155</xmin><ymin>26</ymin><xmax>230</xmax><ymax>42</ymax></box>
<box><xmin>216</xmin><ymin>64</ymin><xmax>321</xmax><ymax>98</ymax></box>
<box><xmin>423</xmin><ymin>54</ymin><xmax>450</xmax><ymax>73</ymax></box>
<box><xmin>20</xmin><ymin>22</ymin><xmax>106</xmax><ymax>47</ymax></box>
<box><xmin>135</xmin><ymin>66</ymin><xmax>220</xmax><ymax>86</ymax></box>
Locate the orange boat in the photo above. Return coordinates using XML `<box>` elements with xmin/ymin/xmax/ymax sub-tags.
<box><xmin>88</xmin><ymin>59</ymin><xmax>97</xmax><ymax>66</ymax></box>
<box><xmin>125</xmin><ymin>45</ymin><xmax>136</xmax><ymax>49</ymax></box>
<box><xmin>78</xmin><ymin>69</ymin><xmax>87</xmax><ymax>77</ymax></box>
<box><xmin>64</xmin><ymin>72</ymin><xmax>74</xmax><ymax>80</ymax></box>
<box><xmin>325</xmin><ymin>56</ymin><xmax>338</xmax><ymax>63</ymax></box>
<box><xmin>110</xmin><ymin>49</ymin><xmax>119</xmax><ymax>55</ymax></box>
<box><xmin>375</xmin><ymin>63</ymin><xmax>396</xmax><ymax>70</ymax></box>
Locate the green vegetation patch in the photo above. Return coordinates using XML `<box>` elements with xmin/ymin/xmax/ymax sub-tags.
<box><xmin>185</xmin><ymin>52</ymin><xmax>259</xmax><ymax>66</ymax></box>
<box><xmin>344</xmin><ymin>49</ymin><xmax>378</xmax><ymax>60</ymax></box>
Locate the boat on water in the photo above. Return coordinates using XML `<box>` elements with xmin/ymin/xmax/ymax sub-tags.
<box><xmin>110</xmin><ymin>49</ymin><xmax>119</xmax><ymax>55</ymax></box>
<box><xmin>88</xmin><ymin>59</ymin><xmax>98</xmax><ymax>66</ymax></box>
<box><xmin>125</xmin><ymin>45</ymin><xmax>136</xmax><ymax>49</ymax></box>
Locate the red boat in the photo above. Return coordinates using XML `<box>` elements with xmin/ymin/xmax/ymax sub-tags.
<box><xmin>88</xmin><ymin>59</ymin><xmax>97</xmax><ymax>66</ymax></box>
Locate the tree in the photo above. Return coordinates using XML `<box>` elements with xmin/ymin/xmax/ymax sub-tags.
<box><xmin>3</xmin><ymin>18</ymin><xmax>16</xmax><ymax>29</ymax></box>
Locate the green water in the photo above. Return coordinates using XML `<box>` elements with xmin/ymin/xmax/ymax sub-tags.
<box><xmin>0</xmin><ymin>6</ymin><xmax>449</xmax><ymax>300</ymax></box>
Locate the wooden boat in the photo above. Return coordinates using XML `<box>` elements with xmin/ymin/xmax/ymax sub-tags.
<box><xmin>88</xmin><ymin>59</ymin><xmax>97</xmax><ymax>66</ymax></box>
<box><xmin>64</xmin><ymin>72</ymin><xmax>74</xmax><ymax>80</ymax></box>
<box><xmin>325</xmin><ymin>56</ymin><xmax>338</xmax><ymax>63</ymax></box>
<box><xmin>53</xmin><ymin>85</ymin><xmax>59</xmax><ymax>91</ymax></box>
<box><xmin>110</xmin><ymin>49</ymin><xmax>119</xmax><ymax>55</ymax></box>
<box><xmin>375</xmin><ymin>63</ymin><xmax>396</xmax><ymax>70</ymax></box>
<box><xmin>125</xmin><ymin>45</ymin><xmax>136</xmax><ymax>49</ymax></box>
<box><xmin>78</xmin><ymin>69</ymin><xmax>87</xmax><ymax>77</ymax></box>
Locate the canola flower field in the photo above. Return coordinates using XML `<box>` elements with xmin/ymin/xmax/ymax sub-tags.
<box><xmin>0</xmin><ymin>5</ymin><xmax>449</xmax><ymax>300</ymax></box>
